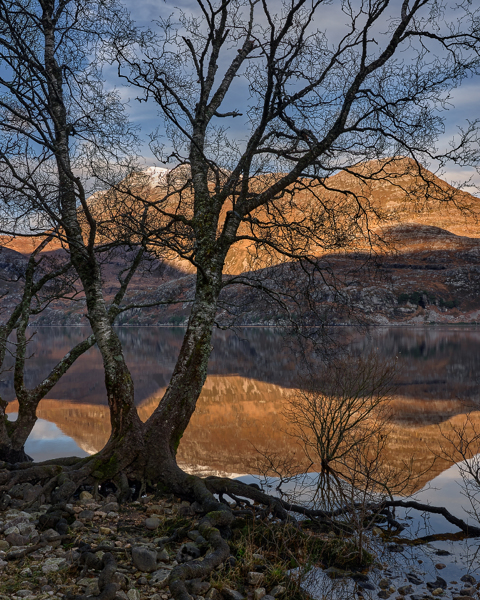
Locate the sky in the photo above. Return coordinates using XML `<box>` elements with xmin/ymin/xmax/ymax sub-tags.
<box><xmin>114</xmin><ymin>0</ymin><xmax>480</xmax><ymax>190</ymax></box>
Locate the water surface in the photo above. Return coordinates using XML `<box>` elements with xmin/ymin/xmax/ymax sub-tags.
<box><xmin>4</xmin><ymin>326</ymin><xmax>480</xmax><ymax>486</ymax></box>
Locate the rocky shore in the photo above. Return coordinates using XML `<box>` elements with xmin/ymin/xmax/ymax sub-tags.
<box><xmin>0</xmin><ymin>491</ymin><xmax>289</xmax><ymax>600</ymax></box>
<box><xmin>0</xmin><ymin>489</ymin><xmax>478</xmax><ymax>600</ymax></box>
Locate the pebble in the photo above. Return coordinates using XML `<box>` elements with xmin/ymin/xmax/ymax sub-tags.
<box><xmin>427</xmin><ymin>577</ymin><xmax>447</xmax><ymax>590</ymax></box>
<box><xmin>157</xmin><ymin>548</ymin><xmax>169</xmax><ymax>562</ymax></box>
<box><xmin>253</xmin><ymin>588</ymin><xmax>266</xmax><ymax>600</ymax></box>
<box><xmin>79</xmin><ymin>491</ymin><xmax>93</xmax><ymax>501</ymax></box>
<box><xmin>269</xmin><ymin>585</ymin><xmax>286</xmax><ymax>596</ymax></box>
<box><xmin>176</xmin><ymin>542</ymin><xmax>201</xmax><ymax>562</ymax></box>
<box><xmin>80</xmin><ymin>578</ymin><xmax>100</xmax><ymax>596</ymax></box>
<box><xmin>99</xmin><ymin>526</ymin><xmax>111</xmax><ymax>535</ymax></box>
<box><xmin>78</xmin><ymin>509</ymin><xmax>95</xmax><ymax>521</ymax></box>
<box><xmin>248</xmin><ymin>572</ymin><xmax>264</xmax><ymax>586</ymax></box>
<box><xmin>435</xmin><ymin>564</ymin><xmax>446</xmax><ymax>570</ymax></box>
<box><xmin>127</xmin><ymin>589</ymin><xmax>140</xmax><ymax>600</ymax></box>
<box><xmin>460</xmin><ymin>575</ymin><xmax>476</xmax><ymax>585</ymax></box>
<box><xmin>145</xmin><ymin>517</ymin><xmax>160</xmax><ymax>530</ymax></box>
<box><xmin>41</xmin><ymin>558</ymin><xmax>67</xmax><ymax>574</ymax></box>
<box><xmin>6</xmin><ymin>532</ymin><xmax>29</xmax><ymax>546</ymax></box>
<box><xmin>358</xmin><ymin>582</ymin><xmax>375</xmax><ymax>590</ymax></box>
<box><xmin>221</xmin><ymin>587</ymin><xmax>246</xmax><ymax>600</ymax></box>
<box><xmin>41</xmin><ymin>529</ymin><xmax>60</xmax><ymax>542</ymax></box>
<box><xmin>398</xmin><ymin>585</ymin><xmax>414</xmax><ymax>595</ymax></box>
<box><xmin>151</xmin><ymin>568</ymin><xmax>170</xmax><ymax>588</ymax></box>
<box><xmin>131</xmin><ymin>546</ymin><xmax>158</xmax><ymax>572</ymax></box>
<box><xmin>18</xmin><ymin>523</ymin><xmax>35</xmax><ymax>535</ymax></box>
<box><xmin>459</xmin><ymin>587</ymin><xmax>474</xmax><ymax>596</ymax></box>
<box><xmin>4</xmin><ymin>525</ymin><xmax>19</xmax><ymax>535</ymax></box>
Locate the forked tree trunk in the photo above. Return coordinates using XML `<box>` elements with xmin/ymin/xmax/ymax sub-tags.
<box><xmin>0</xmin><ymin>237</ymin><xmax>93</xmax><ymax>464</ymax></box>
<box><xmin>16</xmin><ymin>3</ymin><xmax>233</xmax><ymax>497</ymax></box>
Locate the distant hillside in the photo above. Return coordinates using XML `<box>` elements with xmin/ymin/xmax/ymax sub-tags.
<box><xmin>1</xmin><ymin>157</ymin><xmax>479</xmax><ymax>325</ymax></box>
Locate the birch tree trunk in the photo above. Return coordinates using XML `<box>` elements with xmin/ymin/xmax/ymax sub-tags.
<box><xmin>41</xmin><ymin>2</ymin><xmax>144</xmax><ymax>463</ymax></box>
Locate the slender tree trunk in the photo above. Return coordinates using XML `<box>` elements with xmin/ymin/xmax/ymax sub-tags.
<box><xmin>41</xmin><ymin>4</ymin><xmax>144</xmax><ymax>463</ymax></box>
<box><xmin>140</xmin><ymin>129</ymin><xmax>238</xmax><ymax>486</ymax></box>
<box><xmin>0</xmin><ymin>241</ymin><xmax>49</xmax><ymax>463</ymax></box>
<box><xmin>0</xmin><ymin>319</ymin><xmax>34</xmax><ymax>463</ymax></box>
<box><xmin>142</xmin><ymin>260</ymin><xmax>223</xmax><ymax>486</ymax></box>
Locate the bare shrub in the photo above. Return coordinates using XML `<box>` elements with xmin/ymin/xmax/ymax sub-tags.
<box><xmin>255</xmin><ymin>353</ymin><xmax>416</xmax><ymax>564</ymax></box>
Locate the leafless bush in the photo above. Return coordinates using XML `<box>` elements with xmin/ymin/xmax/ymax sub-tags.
<box><xmin>255</xmin><ymin>353</ymin><xmax>416</xmax><ymax>563</ymax></box>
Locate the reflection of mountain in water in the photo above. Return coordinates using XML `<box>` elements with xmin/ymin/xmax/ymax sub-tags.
<box><xmin>361</xmin><ymin>327</ymin><xmax>480</xmax><ymax>407</ymax></box>
<box><xmin>5</xmin><ymin>326</ymin><xmax>480</xmax><ymax>490</ymax></box>
<box><xmin>7</xmin><ymin>377</ymin><xmax>479</xmax><ymax>493</ymax></box>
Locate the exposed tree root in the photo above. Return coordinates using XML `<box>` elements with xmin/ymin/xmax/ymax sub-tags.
<box><xmin>73</xmin><ymin>545</ymin><xmax>119</xmax><ymax>600</ymax></box>
<box><xmin>381</xmin><ymin>499</ymin><xmax>480</xmax><ymax>537</ymax></box>
<box><xmin>0</xmin><ymin>445</ymin><xmax>33</xmax><ymax>464</ymax></box>
<box><xmin>205</xmin><ymin>477</ymin><xmax>480</xmax><ymax>538</ymax></box>
<box><xmin>387</xmin><ymin>531</ymin><xmax>467</xmax><ymax>545</ymax></box>
<box><xmin>0</xmin><ymin>444</ymin><xmax>142</xmax><ymax>508</ymax></box>
<box><xmin>6</xmin><ymin>535</ymin><xmax>71</xmax><ymax>560</ymax></box>
<box><xmin>169</xmin><ymin>506</ymin><xmax>233</xmax><ymax>600</ymax></box>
